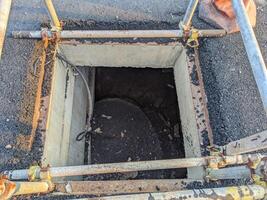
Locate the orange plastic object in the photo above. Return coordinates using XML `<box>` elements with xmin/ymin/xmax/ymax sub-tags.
<box><xmin>213</xmin><ymin>0</ymin><xmax>252</xmax><ymax>19</ymax></box>
<box><xmin>0</xmin><ymin>179</ymin><xmax>16</xmax><ymax>199</ymax></box>
<box><xmin>199</xmin><ymin>0</ymin><xmax>256</xmax><ymax>33</ymax></box>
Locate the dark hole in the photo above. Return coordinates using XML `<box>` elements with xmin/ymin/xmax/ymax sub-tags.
<box><xmin>85</xmin><ymin>67</ymin><xmax>186</xmax><ymax>180</ymax></box>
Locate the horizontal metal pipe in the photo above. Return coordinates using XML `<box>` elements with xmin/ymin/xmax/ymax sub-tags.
<box><xmin>0</xmin><ymin>0</ymin><xmax>12</xmax><ymax>59</ymax></box>
<box><xmin>207</xmin><ymin>166</ymin><xmax>251</xmax><ymax>180</ymax></box>
<box><xmin>232</xmin><ymin>0</ymin><xmax>267</xmax><ymax>113</ymax></box>
<box><xmin>198</xmin><ymin>29</ymin><xmax>226</xmax><ymax>37</ymax></box>
<box><xmin>55</xmin><ymin>179</ymin><xmax>202</xmax><ymax>195</ymax></box>
<box><xmin>60</xmin><ymin>30</ymin><xmax>184</xmax><ymax>39</ymax></box>
<box><xmin>5</xmin><ymin>157</ymin><xmax>206</xmax><ymax>180</ymax></box>
<box><xmin>209</xmin><ymin>159</ymin><xmax>267</xmax><ymax>180</ymax></box>
<box><xmin>14</xmin><ymin>181</ymin><xmax>51</xmax><ymax>196</ymax></box>
<box><xmin>3</xmin><ymin>153</ymin><xmax>265</xmax><ymax>180</ymax></box>
<box><xmin>50</xmin><ymin>158</ymin><xmax>203</xmax><ymax>178</ymax></box>
<box><xmin>76</xmin><ymin>185</ymin><xmax>266</xmax><ymax>200</ymax></box>
<box><xmin>0</xmin><ymin>179</ymin><xmax>51</xmax><ymax>199</ymax></box>
<box><xmin>223</xmin><ymin>130</ymin><xmax>267</xmax><ymax>155</ymax></box>
<box><xmin>11</xmin><ymin>29</ymin><xmax>226</xmax><ymax>39</ymax></box>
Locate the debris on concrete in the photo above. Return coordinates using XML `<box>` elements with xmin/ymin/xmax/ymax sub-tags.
<box><xmin>101</xmin><ymin>114</ymin><xmax>112</xmax><ymax>120</ymax></box>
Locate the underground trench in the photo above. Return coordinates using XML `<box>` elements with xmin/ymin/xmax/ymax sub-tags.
<box><xmin>41</xmin><ymin>42</ymin><xmax>210</xmax><ymax>181</ymax></box>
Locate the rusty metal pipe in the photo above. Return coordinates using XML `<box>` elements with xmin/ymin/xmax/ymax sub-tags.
<box><xmin>5</xmin><ymin>157</ymin><xmax>206</xmax><ymax>180</ymax></box>
<box><xmin>3</xmin><ymin>153</ymin><xmax>265</xmax><ymax>180</ymax></box>
<box><xmin>75</xmin><ymin>185</ymin><xmax>267</xmax><ymax>200</ymax></box>
<box><xmin>0</xmin><ymin>0</ymin><xmax>12</xmax><ymax>59</ymax></box>
<box><xmin>44</xmin><ymin>0</ymin><xmax>61</xmax><ymax>30</ymax></box>
<box><xmin>55</xmin><ymin>179</ymin><xmax>202</xmax><ymax>195</ymax></box>
<box><xmin>11</xmin><ymin>29</ymin><xmax>226</xmax><ymax>39</ymax></box>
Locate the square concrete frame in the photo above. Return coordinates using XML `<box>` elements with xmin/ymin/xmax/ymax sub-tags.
<box><xmin>41</xmin><ymin>41</ymin><xmax>212</xmax><ymax>180</ymax></box>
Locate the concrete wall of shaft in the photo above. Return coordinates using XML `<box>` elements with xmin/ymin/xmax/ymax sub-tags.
<box><xmin>232</xmin><ymin>0</ymin><xmax>267</xmax><ymax>113</ymax></box>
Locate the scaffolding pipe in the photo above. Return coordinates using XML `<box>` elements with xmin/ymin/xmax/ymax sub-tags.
<box><xmin>75</xmin><ymin>185</ymin><xmax>266</xmax><ymax>200</ymax></box>
<box><xmin>44</xmin><ymin>0</ymin><xmax>61</xmax><ymax>30</ymax></box>
<box><xmin>181</xmin><ymin>0</ymin><xmax>199</xmax><ymax>30</ymax></box>
<box><xmin>55</xmin><ymin>179</ymin><xmax>202</xmax><ymax>195</ymax></box>
<box><xmin>11</xmin><ymin>29</ymin><xmax>226</xmax><ymax>39</ymax></box>
<box><xmin>207</xmin><ymin>165</ymin><xmax>251</xmax><ymax>180</ymax></box>
<box><xmin>209</xmin><ymin>159</ymin><xmax>267</xmax><ymax>180</ymax></box>
<box><xmin>0</xmin><ymin>0</ymin><xmax>12</xmax><ymax>59</ymax></box>
<box><xmin>3</xmin><ymin>153</ymin><xmax>264</xmax><ymax>180</ymax></box>
<box><xmin>0</xmin><ymin>179</ymin><xmax>51</xmax><ymax>199</ymax></box>
<box><xmin>14</xmin><ymin>182</ymin><xmax>51</xmax><ymax>196</ymax></box>
<box><xmin>232</xmin><ymin>0</ymin><xmax>267</xmax><ymax>113</ymax></box>
<box><xmin>223</xmin><ymin>130</ymin><xmax>267</xmax><ymax>155</ymax></box>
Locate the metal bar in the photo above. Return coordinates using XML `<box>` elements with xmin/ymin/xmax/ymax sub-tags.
<box><xmin>207</xmin><ymin>166</ymin><xmax>251</xmax><ymax>180</ymax></box>
<box><xmin>208</xmin><ymin>159</ymin><xmax>267</xmax><ymax>180</ymax></box>
<box><xmin>75</xmin><ymin>185</ymin><xmax>266</xmax><ymax>200</ymax></box>
<box><xmin>198</xmin><ymin>29</ymin><xmax>226</xmax><ymax>37</ymax></box>
<box><xmin>223</xmin><ymin>130</ymin><xmax>267</xmax><ymax>155</ymax></box>
<box><xmin>0</xmin><ymin>179</ymin><xmax>51</xmax><ymax>199</ymax></box>
<box><xmin>3</xmin><ymin>153</ymin><xmax>265</xmax><ymax>180</ymax></box>
<box><xmin>0</xmin><ymin>0</ymin><xmax>12</xmax><ymax>59</ymax></box>
<box><xmin>14</xmin><ymin>181</ymin><xmax>51</xmax><ymax>196</ymax></box>
<box><xmin>181</xmin><ymin>0</ymin><xmax>199</xmax><ymax>30</ymax></box>
<box><xmin>5</xmin><ymin>157</ymin><xmax>206</xmax><ymax>180</ymax></box>
<box><xmin>232</xmin><ymin>0</ymin><xmax>267</xmax><ymax>113</ymax></box>
<box><xmin>44</xmin><ymin>0</ymin><xmax>61</xmax><ymax>30</ymax></box>
<box><xmin>55</xmin><ymin>179</ymin><xmax>202</xmax><ymax>195</ymax></box>
<box><xmin>11</xmin><ymin>29</ymin><xmax>226</xmax><ymax>39</ymax></box>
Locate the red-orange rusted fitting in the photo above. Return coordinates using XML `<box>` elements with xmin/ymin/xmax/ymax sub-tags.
<box><xmin>199</xmin><ymin>0</ymin><xmax>256</xmax><ymax>33</ymax></box>
<box><xmin>0</xmin><ymin>179</ymin><xmax>16</xmax><ymax>200</ymax></box>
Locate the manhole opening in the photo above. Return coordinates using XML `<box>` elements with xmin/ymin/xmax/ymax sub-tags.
<box><xmin>42</xmin><ymin>42</ymin><xmax>205</xmax><ymax>180</ymax></box>
<box><xmin>85</xmin><ymin>67</ymin><xmax>186</xmax><ymax>180</ymax></box>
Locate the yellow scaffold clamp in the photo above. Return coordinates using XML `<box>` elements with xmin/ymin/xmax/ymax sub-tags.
<box><xmin>187</xmin><ymin>28</ymin><xmax>199</xmax><ymax>48</ymax></box>
<box><xmin>249</xmin><ymin>158</ymin><xmax>267</xmax><ymax>188</ymax></box>
<box><xmin>28</xmin><ymin>165</ymin><xmax>40</xmax><ymax>182</ymax></box>
<box><xmin>208</xmin><ymin>156</ymin><xmax>227</xmax><ymax>169</ymax></box>
<box><xmin>252</xmin><ymin>174</ymin><xmax>267</xmax><ymax>188</ymax></box>
<box><xmin>208</xmin><ymin>145</ymin><xmax>224</xmax><ymax>156</ymax></box>
<box><xmin>28</xmin><ymin>165</ymin><xmax>54</xmax><ymax>193</ymax></box>
<box><xmin>28</xmin><ymin>165</ymin><xmax>52</xmax><ymax>182</ymax></box>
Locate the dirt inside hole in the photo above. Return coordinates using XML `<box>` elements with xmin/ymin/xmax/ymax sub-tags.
<box><xmin>85</xmin><ymin>67</ymin><xmax>186</xmax><ymax>180</ymax></box>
